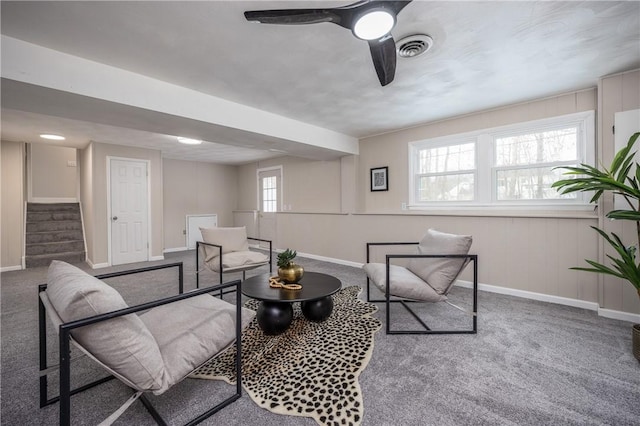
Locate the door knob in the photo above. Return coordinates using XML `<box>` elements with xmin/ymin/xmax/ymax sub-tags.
<box><xmin>112</xmin><ymin>216</ymin><xmax>118</xmax><ymax>221</ymax></box>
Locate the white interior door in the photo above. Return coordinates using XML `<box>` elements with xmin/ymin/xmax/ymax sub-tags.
<box><xmin>110</xmin><ymin>159</ymin><xmax>149</xmax><ymax>265</ymax></box>
<box><xmin>258</xmin><ymin>167</ymin><xmax>281</xmax><ymax>247</ymax></box>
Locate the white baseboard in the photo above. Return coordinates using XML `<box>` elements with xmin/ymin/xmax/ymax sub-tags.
<box><xmin>149</xmin><ymin>255</ymin><xmax>164</xmax><ymax>262</ymax></box>
<box><xmin>1</xmin><ymin>265</ymin><xmax>23</xmax><ymax>272</ymax></box>
<box><xmin>164</xmin><ymin>247</ymin><xmax>188</xmax><ymax>253</ymax></box>
<box><xmin>87</xmin><ymin>260</ymin><xmax>110</xmax><ymax>269</ymax></box>
<box><xmin>598</xmin><ymin>308</ymin><xmax>640</xmax><ymax>324</ymax></box>
<box><xmin>455</xmin><ymin>280</ymin><xmax>600</xmax><ymax>311</ymax></box>
<box><xmin>455</xmin><ymin>279</ymin><xmax>639</xmax><ymax>324</ymax></box>
<box><xmin>296</xmin><ymin>251</ymin><xmax>362</xmax><ymax>269</ymax></box>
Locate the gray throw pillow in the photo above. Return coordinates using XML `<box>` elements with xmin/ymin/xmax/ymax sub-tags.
<box><xmin>406</xmin><ymin>229</ymin><xmax>472</xmax><ymax>295</ymax></box>
<box><xmin>46</xmin><ymin>261</ymin><xmax>166</xmax><ymax>392</ymax></box>
<box><xmin>200</xmin><ymin>226</ymin><xmax>250</xmax><ymax>261</ymax></box>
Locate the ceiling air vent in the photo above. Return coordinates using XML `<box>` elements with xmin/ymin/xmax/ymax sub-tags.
<box><xmin>396</xmin><ymin>34</ymin><xmax>433</xmax><ymax>58</ymax></box>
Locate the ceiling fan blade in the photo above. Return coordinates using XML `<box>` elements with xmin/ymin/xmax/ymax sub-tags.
<box><xmin>244</xmin><ymin>9</ymin><xmax>341</xmax><ymax>25</ymax></box>
<box><xmin>368</xmin><ymin>35</ymin><xmax>397</xmax><ymax>86</ymax></box>
<box><xmin>388</xmin><ymin>1</ymin><xmax>413</xmax><ymax>15</ymax></box>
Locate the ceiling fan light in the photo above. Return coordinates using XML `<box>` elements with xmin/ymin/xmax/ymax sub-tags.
<box><xmin>177</xmin><ymin>136</ymin><xmax>202</xmax><ymax>145</ymax></box>
<box><xmin>353</xmin><ymin>10</ymin><xmax>395</xmax><ymax>40</ymax></box>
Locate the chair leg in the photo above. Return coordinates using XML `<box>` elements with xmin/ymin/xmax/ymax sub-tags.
<box><xmin>59</xmin><ymin>329</ymin><xmax>72</xmax><ymax>426</ymax></box>
<box><xmin>38</xmin><ymin>291</ymin><xmax>49</xmax><ymax>408</ymax></box>
<box><xmin>139</xmin><ymin>395</ymin><xmax>168</xmax><ymax>426</ymax></box>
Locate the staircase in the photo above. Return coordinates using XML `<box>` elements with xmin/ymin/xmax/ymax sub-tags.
<box><xmin>25</xmin><ymin>203</ymin><xmax>85</xmax><ymax>268</ymax></box>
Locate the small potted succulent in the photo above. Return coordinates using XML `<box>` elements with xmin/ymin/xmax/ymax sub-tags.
<box><xmin>277</xmin><ymin>248</ymin><xmax>304</xmax><ymax>283</ymax></box>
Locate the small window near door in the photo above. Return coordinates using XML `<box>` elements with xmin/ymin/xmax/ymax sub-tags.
<box><xmin>262</xmin><ymin>176</ymin><xmax>277</xmax><ymax>212</ymax></box>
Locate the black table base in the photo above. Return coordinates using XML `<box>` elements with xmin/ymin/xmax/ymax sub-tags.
<box><xmin>256</xmin><ymin>296</ymin><xmax>334</xmax><ymax>335</ymax></box>
<box><xmin>257</xmin><ymin>301</ymin><xmax>294</xmax><ymax>335</ymax></box>
<box><xmin>301</xmin><ymin>297</ymin><xmax>333</xmax><ymax>322</ymax></box>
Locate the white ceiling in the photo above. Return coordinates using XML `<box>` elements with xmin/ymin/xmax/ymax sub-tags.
<box><xmin>1</xmin><ymin>1</ymin><xmax>639</xmax><ymax>164</ymax></box>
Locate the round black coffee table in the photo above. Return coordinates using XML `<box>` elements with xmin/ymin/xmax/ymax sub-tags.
<box><xmin>242</xmin><ymin>272</ymin><xmax>342</xmax><ymax>335</ymax></box>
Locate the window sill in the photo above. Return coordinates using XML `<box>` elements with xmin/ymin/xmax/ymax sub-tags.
<box><xmin>404</xmin><ymin>204</ymin><xmax>598</xmax><ymax>219</ymax></box>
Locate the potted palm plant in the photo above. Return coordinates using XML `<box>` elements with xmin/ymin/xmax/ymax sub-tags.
<box><xmin>553</xmin><ymin>131</ymin><xmax>640</xmax><ymax>362</ymax></box>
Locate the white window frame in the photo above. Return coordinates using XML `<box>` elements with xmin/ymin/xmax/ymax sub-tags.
<box><xmin>408</xmin><ymin>110</ymin><xmax>595</xmax><ymax>210</ymax></box>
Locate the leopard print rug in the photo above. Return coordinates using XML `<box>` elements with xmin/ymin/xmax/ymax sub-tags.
<box><xmin>191</xmin><ymin>285</ymin><xmax>381</xmax><ymax>426</ymax></box>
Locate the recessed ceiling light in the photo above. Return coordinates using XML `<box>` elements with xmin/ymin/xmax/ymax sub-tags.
<box><xmin>177</xmin><ymin>137</ymin><xmax>202</xmax><ymax>145</ymax></box>
<box><xmin>40</xmin><ymin>134</ymin><xmax>65</xmax><ymax>140</ymax></box>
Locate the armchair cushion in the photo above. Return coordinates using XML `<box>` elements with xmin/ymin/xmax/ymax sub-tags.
<box><xmin>205</xmin><ymin>251</ymin><xmax>269</xmax><ymax>273</ymax></box>
<box><xmin>200</xmin><ymin>226</ymin><xmax>250</xmax><ymax>261</ymax></box>
<box><xmin>140</xmin><ymin>295</ymin><xmax>256</xmax><ymax>389</ymax></box>
<box><xmin>407</xmin><ymin>229</ymin><xmax>472</xmax><ymax>295</ymax></box>
<box><xmin>363</xmin><ymin>263</ymin><xmax>446</xmax><ymax>302</ymax></box>
<box><xmin>46</xmin><ymin>261</ymin><xmax>165</xmax><ymax>392</ymax></box>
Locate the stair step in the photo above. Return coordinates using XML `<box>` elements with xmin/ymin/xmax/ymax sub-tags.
<box><xmin>26</xmin><ymin>230</ymin><xmax>84</xmax><ymax>244</ymax></box>
<box><xmin>26</xmin><ymin>221</ymin><xmax>82</xmax><ymax>233</ymax></box>
<box><xmin>27</xmin><ymin>212</ymin><xmax>81</xmax><ymax>222</ymax></box>
<box><xmin>26</xmin><ymin>240</ymin><xmax>85</xmax><ymax>256</ymax></box>
<box><xmin>27</xmin><ymin>203</ymin><xmax>80</xmax><ymax>212</ymax></box>
<box><xmin>25</xmin><ymin>251</ymin><xmax>85</xmax><ymax>268</ymax></box>
<box><xmin>25</xmin><ymin>203</ymin><xmax>85</xmax><ymax>269</ymax></box>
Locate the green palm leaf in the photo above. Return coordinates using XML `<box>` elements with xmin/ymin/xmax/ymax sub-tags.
<box><xmin>555</xmin><ymin>133</ymin><xmax>640</xmax><ymax>295</ymax></box>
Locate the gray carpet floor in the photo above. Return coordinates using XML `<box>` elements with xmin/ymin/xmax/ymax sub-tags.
<box><xmin>1</xmin><ymin>250</ymin><xmax>639</xmax><ymax>425</ymax></box>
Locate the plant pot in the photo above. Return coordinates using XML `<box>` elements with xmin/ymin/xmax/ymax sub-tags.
<box><xmin>633</xmin><ymin>324</ymin><xmax>640</xmax><ymax>363</ymax></box>
<box><xmin>278</xmin><ymin>264</ymin><xmax>304</xmax><ymax>284</ymax></box>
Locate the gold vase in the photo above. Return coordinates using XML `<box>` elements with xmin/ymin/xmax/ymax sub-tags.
<box><xmin>278</xmin><ymin>263</ymin><xmax>304</xmax><ymax>284</ymax></box>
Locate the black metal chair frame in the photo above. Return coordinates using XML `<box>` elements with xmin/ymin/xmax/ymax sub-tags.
<box><xmin>38</xmin><ymin>261</ymin><xmax>244</xmax><ymax>426</ymax></box>
<box><xmin>365</xmin><ymin>242</ymin><xmax>478</xmax><ymax>335</ymax></box>
<box><xmin>195</xmin><ymin>237</ymin><xmax>272</xmax><ymax>290</ymax></box>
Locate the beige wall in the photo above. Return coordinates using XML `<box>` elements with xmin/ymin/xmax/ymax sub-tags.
<box><xmin>82</xmin><ymin>142</ymin><xmax>164</xmax><ymax>266</ymax></box>
<box><xmin>1</xmin><ymin>141</ymin><xmax>25</xmax><ymax>269</ymax></box>
<box><xmin>30</xmin><ymin>143</ymin><xmax>77</xmax><ymax>200</ymax></box>
<box><xmin>599</xmin><ymin>69</ymin><xmax>640</xmax><ymax>314</ymax></box>
<box><xmin>358</xmin><ymin>89</ymin><xmax>597</xmax><ymax>213</ymax></box>
<box><xmin>237</xmin><ymin>156</ymin><xmax>343</xmax><ymax>213</ymax></box>
<box><xmin>79</xmin><ymin>144</ymin><xmax>94</xmax><ymax>263</ymax></box>
<box><xmin>237</xmin><ymin>87</ymin><xmax>618</xmax><ymax>311</ymax></box>
<box><xmin>163</xmin><ymin>158</ymin><xmax>238</xmax><ymax>250</ymax></box>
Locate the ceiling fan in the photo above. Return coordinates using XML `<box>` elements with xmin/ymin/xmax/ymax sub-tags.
<box><xmin>244</xmin><ymin>1</ymin><xmax>413</xmax><ymax>86</ymax></box>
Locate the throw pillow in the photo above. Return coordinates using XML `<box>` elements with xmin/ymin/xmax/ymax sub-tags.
<box><xmin>46</xmin><ymin>260</ymin><xmax>166</xmax><ymax>392</ymax></box>
<box><xmin>407</xmin><ymin>229</ymin><xmax>472</xmax><ymax>294</ymax></box>
<box><xmin>200</xmin><ymin>226</ymin><xmax>250</xmax><ymax>261</ymax></box>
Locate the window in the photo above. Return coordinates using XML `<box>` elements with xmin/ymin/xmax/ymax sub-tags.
<box><xmin>408</xmin><ymin>111</ymin><xmax>595</xmax><ymax>209</ymax></box>
<box><xmin>262</xmin><ymin>176</ymin><xmax>277</xmax><ymax>212</ymax></box>
<box><xmin>414</xmin><ymin>141</ymin><xmax>476</xmax><ymax>202</ymax></box>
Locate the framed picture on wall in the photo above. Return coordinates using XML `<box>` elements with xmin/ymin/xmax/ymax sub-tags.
<box><xmin>370</xmin><ymin>167</ymin><xmax>388</xmax><ymax>191</ymax></box>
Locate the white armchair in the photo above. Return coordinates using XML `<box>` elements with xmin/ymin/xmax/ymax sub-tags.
<box><xmin>196</xmin><ymin>226</ymin><xmax>272</xmax><ymax>289</ymax></box>
<box><xmin>363</xmin><ymin>229</ymin><xmax>478</xmax><ymax>335</ymax></box>
<box><xmin>38</xmin><ymin>260</ymin><xmax>255</xmax><ymax>425</ymax></box>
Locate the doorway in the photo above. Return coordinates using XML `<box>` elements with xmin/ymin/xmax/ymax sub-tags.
<box><xmin>109</xmin><ymin>158</ymin><xmax>149</xmax><ymax>265</ymax></box>
<box><xmin>257</xmin><ymin>166</ymin><xmax>282</xmax><ymax>246</ymax></box>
